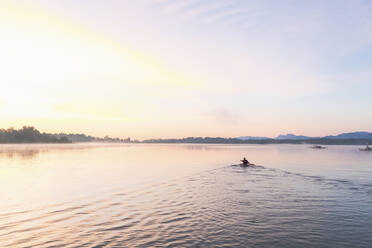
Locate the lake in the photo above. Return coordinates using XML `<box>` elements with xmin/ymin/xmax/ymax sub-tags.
<box><xmin>1</xmin><ymin>143</ymin><xmax>372</xmax><ymax>247</ymax></box>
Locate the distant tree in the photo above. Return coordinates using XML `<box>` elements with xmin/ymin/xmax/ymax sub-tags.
<box><xmin>0</xmin><ymin>126</ymin><xmax>71</xmax><ymax>143</ymax></box>
<box><xmin>58</xmin><ymin>136</ymin><xmax>70</xmax><ymax>143</ymax></box>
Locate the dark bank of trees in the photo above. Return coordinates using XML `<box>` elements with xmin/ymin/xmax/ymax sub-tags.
<box><xmin>0</xmin><ymin>126</ymin><xmax>71</xmax><ymax>143</ymax></box>
<box><xmin>53</xmin><ymin>133</ymin><xmax>97</xmax><ymax>142</ymax></box>
<box><xmin>0</xmin><ymin>126</ymin><xmax>132</xmax><ymax>144</ymax></box>
<box><xmin>53</xmin><ymin>133</ymin><xmax>131</xmax><ymax>143</ymax></box>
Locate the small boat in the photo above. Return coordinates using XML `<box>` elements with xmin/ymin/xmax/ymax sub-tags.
<box><xmin>233</xmin><ymin>157</ymin><xmax>255</xmax><ymax>167</ymax></box>
<box><xmin>240</xmin><ymin>163</ymin><xmax>255</xmax><ymax>167</ymax></box>
<box><xmin>310</xmin><ymin>145</ymin><xmax>326</xmax><ymax>149</ymax></box>
<box><xmin>360</xmin><ymin>145</ymin><xmax>372</xmax><ymax>151</ymax></box>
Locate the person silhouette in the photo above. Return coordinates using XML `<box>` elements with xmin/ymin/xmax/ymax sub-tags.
<box><xmin>241</xmin><ymin>157</ymin><xmax>249</xmax><ymax>165</ymax></box>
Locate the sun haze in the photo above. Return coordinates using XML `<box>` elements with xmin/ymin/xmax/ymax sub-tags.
<box><xmin>1</xmin><ymin>0</ymin><xmax>371</xmax><ymax>139</ymax></box>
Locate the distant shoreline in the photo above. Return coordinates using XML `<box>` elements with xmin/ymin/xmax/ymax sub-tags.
<box><xmin>141</xmin><ymin>138</ymin><xmax>372</xmax><ymax>145</ymax></box>
<box><xmin>0</xmin><ymin>141</ymin><xmax>370</xmax><ymax>146</ymax></box>
<box><xmin>1</xmin><ymin>126</ymin><xmax>371</xmax><ymax>145</ymax></box>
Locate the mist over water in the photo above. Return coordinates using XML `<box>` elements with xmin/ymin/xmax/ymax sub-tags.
<box><xmin>1</xmin><ymin>143</ymin><xmax>372</xmax><ymax>247</ymax></box>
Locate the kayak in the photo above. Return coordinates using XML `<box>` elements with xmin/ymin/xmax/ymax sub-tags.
<box><xmin>241</xmin><ymin>163</ymin><xmax>255</xmax><ymax>167</ymax></box>
<box><xmin>310</xmin><ymin>145</ymin><xmax>326</xmax><ymax>149</ymax></box>
<box><xmin>360</xmin><ymin>147</ymin><xmax>372</xmax><ymax>151</ymax></box>
<box><xmin>232</xmin><ymin>163</ymin><xmax>255</xmax><ymax>167</ymax></box>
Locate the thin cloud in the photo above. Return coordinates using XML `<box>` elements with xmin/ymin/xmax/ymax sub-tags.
<box><xmin>151</xmin><ymin>0</ymin><xmax>270</xmax><ymax>31</ymax></box>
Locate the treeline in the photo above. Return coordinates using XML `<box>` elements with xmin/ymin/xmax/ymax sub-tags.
<box><xmin>53</xmin><ymin>133</ymin><xmax>97</xmax><ymax>142</ymax></box>
<box><xmin>0</xmin><ymin>126</ymin><xmax>71</xmax><ymax>143</ymax></box>
<box><xmin>142</xmin><ymin>137</ymin><xmax>372</xmax><ymax>145</ymax></box>
<box><xmin>0</xmin><ymin>126</ymin><xmax>132</xmax><ymax>144</ymax></box>
<box><xmin>53</xmin><ymin>133</ymin><xmax>131</xmax><ymax>143</ymax></box>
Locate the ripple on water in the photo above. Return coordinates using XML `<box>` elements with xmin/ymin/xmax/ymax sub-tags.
<box><xmin>1</xmin><ymin>165</ymin><xmax>372</xmax><ymax>247</ymax></box>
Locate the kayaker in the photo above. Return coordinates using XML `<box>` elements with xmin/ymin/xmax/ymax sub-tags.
<box><xmin>241</xmin><ymin>157</ymin><xmax>249</xmax><ymax>165</ymax></box>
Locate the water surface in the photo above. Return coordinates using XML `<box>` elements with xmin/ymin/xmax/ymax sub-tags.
<box><xmin>1</xmin><ymin>143</ymin><xmax>372</xmax><ymax>247</ymax></box>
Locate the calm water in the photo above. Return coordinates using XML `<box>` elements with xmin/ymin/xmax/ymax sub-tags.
<box><xmin>1</xmin><ymin>143</ymin><xmax>372</xmax><ymax>247</ymax></box>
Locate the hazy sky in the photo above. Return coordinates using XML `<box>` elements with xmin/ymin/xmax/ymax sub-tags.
<box><xmin>1</xmin><ymin>0</ymin><xmax>372</xmax><ymax>139</ymax></box>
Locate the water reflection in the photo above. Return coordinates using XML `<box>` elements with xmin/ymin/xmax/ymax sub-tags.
<box><xmin>0</xmin><ymin>149</ymin><xmax>40</xmax><ymax>160</ymax></box>
<box><xmin>0</xmin><ymin>143</ymin><xmax>131</xmax><ymax>161</ymax></box>
<box><xmin>0</xmin><ymin>144</ymin><xmax>371</xmax><ymax>247</ymax></box>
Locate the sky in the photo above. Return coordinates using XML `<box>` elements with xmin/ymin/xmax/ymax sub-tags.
<box><xmin>1</xmin><ymin>0</ymin><xmax>372</xmax><ymax>139</ymax></box>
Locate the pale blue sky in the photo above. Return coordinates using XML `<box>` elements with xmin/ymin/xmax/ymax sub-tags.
<box><xmin>1</xmin><ymin>0</ymin><xmax>371</xmax><ymax>138</ymax></box>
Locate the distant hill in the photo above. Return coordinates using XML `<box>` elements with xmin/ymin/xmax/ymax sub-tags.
<box><xmin>237</xmin><ymin>136</ymin><xmax>270</xmax><ymax>140</ymax></box>
<box><xmin>324</xmin><ymin>132</ymin><xmax>372</xmax><ymax>139</ymax></box>
<box><xmin>274</xmin><ymin>132</ymin><xmax>372</xmax><ymax>140</ymax></box>
<box><xmin>275</xmin><ymin>134</ymin><xmax>312</xmax><ymax>140</ymax></box>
